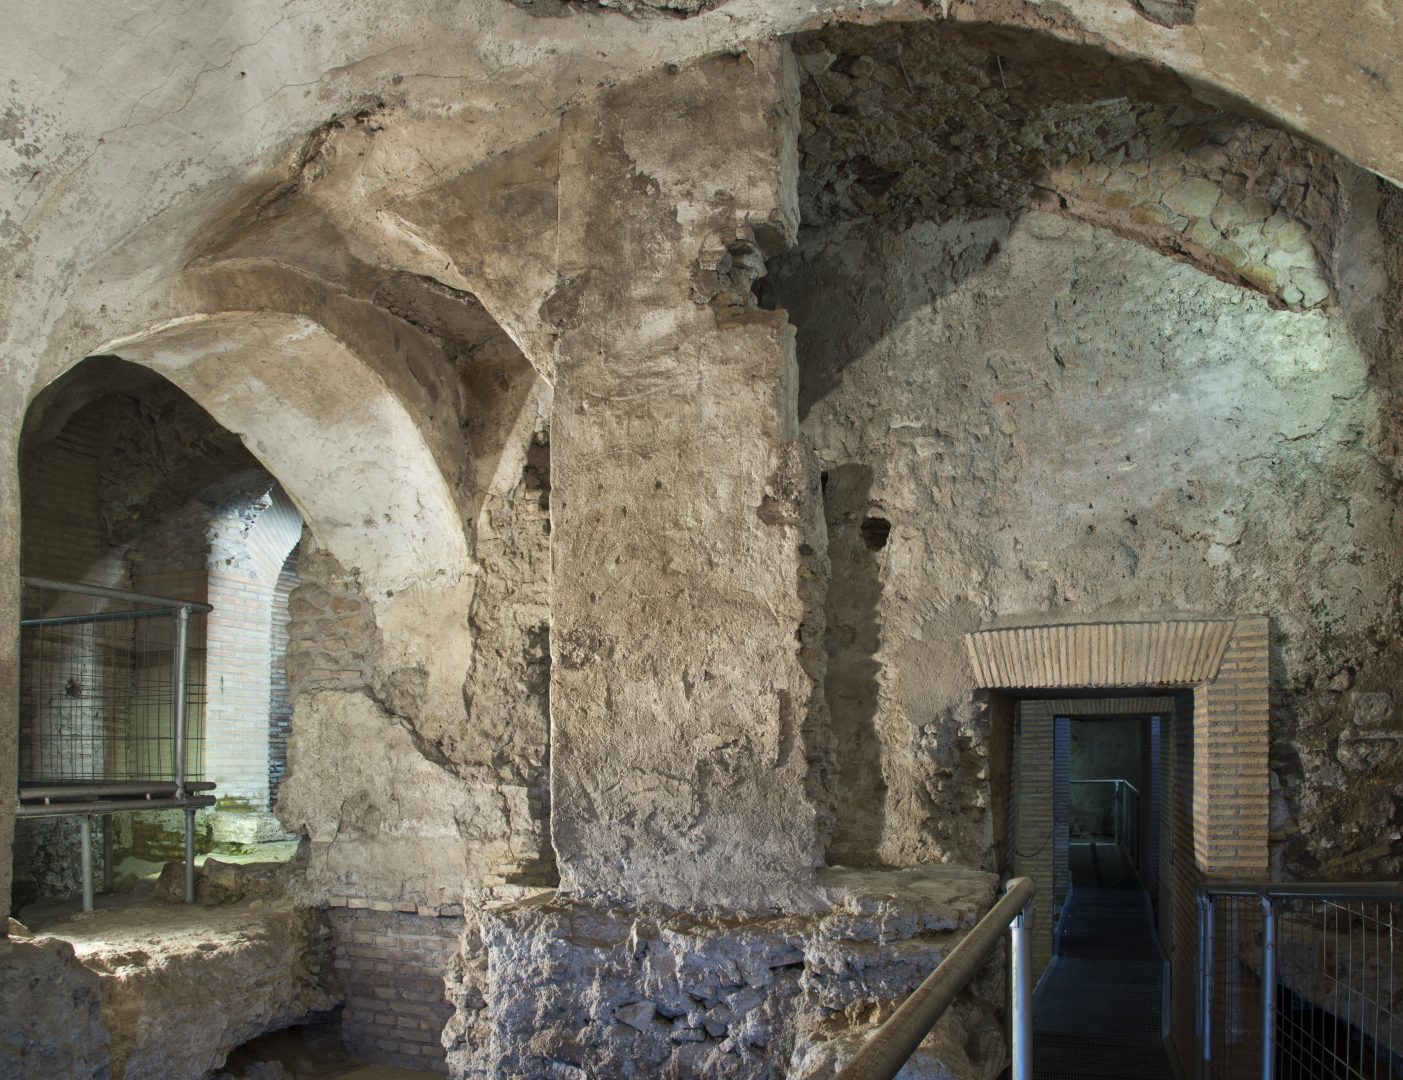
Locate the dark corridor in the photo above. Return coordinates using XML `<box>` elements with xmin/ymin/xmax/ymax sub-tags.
<box><xmin>1033</xmin><ymin>841</ymin><xmax>1175</xmax><ymax>1080</ymax></box>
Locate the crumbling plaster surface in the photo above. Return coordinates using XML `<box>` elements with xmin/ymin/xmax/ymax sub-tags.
<box><xmin>2</xmin><ymin>0</ymin><xmax>1402</xmax><ymax>925</ymax></box>
<box><xmin>795</xmin><ymin>22</ymin><xmax>1344</xmax><ymax>311</ymax></box>
<box><xmin>103</xmin><ymin>312</ymin><xmax>471</xmax><ymax>601</ymax></box>
<box><xmin>6</xmin><ymin>0</ymin><xmax>1403</xmax><ymax>412</ymax></box>
<box><xmin>280</xmin><ymin>422</ymin><xmax>556</xmax><ymax>908</ymax></box>
<box><xmin>545</xmin><ymin>44</ymin><xmax>835</xmax><ymax>912</ymax></box>
<box><xmin>774</xmin><ymin>195</ymin><xmax>1403</xmax><ymax>877</ymax></box>
<box><xmin>280</xmin><ymin>554</ymin><xmax>555</xmax><ymax>909</ymax></box>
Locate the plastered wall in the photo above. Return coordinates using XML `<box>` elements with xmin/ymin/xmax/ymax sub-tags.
<box><xmin>776</xmin><ymin>186</ymin><xmax>1403</xmax><ymax>880</ymax></box>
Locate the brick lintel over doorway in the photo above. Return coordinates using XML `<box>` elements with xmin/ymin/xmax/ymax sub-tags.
<box><xmin>965</xmin><ymin>617</ymin><xmax>1269</xmax><ymax>880</ymax></box>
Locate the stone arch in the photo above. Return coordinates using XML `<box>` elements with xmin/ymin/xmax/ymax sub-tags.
<box><xmin>96</xmin><ymin>310</ymin><xmax>470</xmax><ymax>599</ymax></box>
<box><xmin>10</xmin><ymin>317</ymin><xmax>480</xmax><ymax>878</ymax></box>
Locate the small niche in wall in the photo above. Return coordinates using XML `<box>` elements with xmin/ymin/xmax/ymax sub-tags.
<box><xmin>859</xmin><ymin>515</ymin><xmax>891</xmax><ymax>551</ymax></box>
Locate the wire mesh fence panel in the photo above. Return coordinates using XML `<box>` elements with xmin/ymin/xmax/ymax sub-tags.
<box><xmin>1274</xmin><ymin>898</ymin><xmax>1402</xmax><ymax>1080</ymax></box>
<box><xmin>18</xmin><ymin>582</ymin><xmax>206</xmax><ymax>785</ymax></box>
<box><xmin>1205</xmin><ymin>894</ymin><xmax>1267</xmax><ymax>1079</ymax></box>
<box><xmin>1204</xmin><ymin>890</ymin><xmax>1403</xmax><ymax>1080</ymax></box>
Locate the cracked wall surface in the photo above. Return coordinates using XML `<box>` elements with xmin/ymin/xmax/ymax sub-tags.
<box><xmin>4</xmin><ymin>3</ymin><xmax>1403</xmax><ymax>1077</ymax></box>
<box><xmin>4</xmin><ymin>0</ymin><xmax>1403</xmax><ymax>925</ymax></box>
<box><xmin>795</xmin><ymin>22</ymin><xmax>1346</xmax><ymax>311</ymax></box>
<box><xmin>771</xmin><ymin>188</ymin><xmax>1403</xmax><ymax>879</ymax></box>
<box><xmin>545</xmin><ymin>44</ymin><xmax>833</xmax><ymax>913</ymax></box>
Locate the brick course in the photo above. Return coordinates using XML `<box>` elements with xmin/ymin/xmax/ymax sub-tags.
<box><xmin>328</xmin><ymin>907</ymin><xmax>462</xmax><ymax>1074</ymax></box>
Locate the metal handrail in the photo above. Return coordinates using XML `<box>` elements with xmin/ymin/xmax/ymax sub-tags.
<box><xmin>21</xmin><ymin>575</ymin><xmax>213</xmax><ymax>613</ymax></box>
<box><xmin>835</xmin><ymin>876</ymin><xmax>1036</xmax><ymax>1080</ymax></box>
<box><xmin>1201</xmin><ymin>881</ymin><xmax>1403</xmax><ymax>900</ymax></box>
<box><xmin>1070</xmin><ymin>779</ymin><xmax>1140</xmax><ymax>866</ymax></box>
<box><xmin>1071</xmin><ymin>778</ymin><xmax>1140</xmax><ymax>797</ymax></box>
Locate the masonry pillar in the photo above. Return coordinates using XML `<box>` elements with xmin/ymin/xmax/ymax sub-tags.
<box><xmin>548</xmin><ymin>44</ymin><xmax>827</xmax><ymax>912</ymax></box>
<box><xmin>0</xmin><ymin>431</ymin><xmax>17</xmax><ymax>922</ymax></box>
<box><xmin>202</xmin><ymin>489</ymin><xmax>302</xmax><ymax>846</ymax></box>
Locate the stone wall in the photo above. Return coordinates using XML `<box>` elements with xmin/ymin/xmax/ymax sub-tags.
<box><xmin>0</xmin><ymin>936</ymin><xmax>109</xmax><ymax>1078</ymax></box>
<box><xmin>277</xmin><ymin>385</ymin><xmax>556</xmax><ymax>907</ymax></box>
<box><xmin>771</xmin><ymin>191</ymin><xmax>1403</xmax><ymax>880</ymax></box>
<box><xmin>4</xmin><ymin>8</ymin><xmax>1403</xmax><ymax>1076</ymax></box>
<box><xmin>460</xmin><ymin>418</ymin><xmax>555</xmax><ymax>886</ymax></box>
<box><xmin>469</xmin><ymin>869</ymin><xmax>1002</xmax><ymax>1080</ymax></box>
<box><xmin>546</xmin><ymin>42</ymin><xmax>831</xmax><ymax>915</ymax></box>
<box><xmin>794</xmin><ymin>22</ymin><xmax>1342</xmax><ymax>313</ymax></box>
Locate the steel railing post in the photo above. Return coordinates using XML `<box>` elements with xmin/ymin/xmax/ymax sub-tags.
<box><xmin>172</xmin><ymin>605</ymin><xmax>190</xmax><ymax>798</ymax></box>
<box><xmin>102</xmin><ymin>814</ymin><xmax>113</xmax><ymax>894</ymax></box>
<box><xmin>1261</xmin><ymin>894</ymin><xmax>1276</xmax><ymax>1080</ymax></box>
<box><xmin>1199</xmin><ymin>892</ymin><xmax>1215</xmax><ymax>1077</ymax></box>
<box><xmin>184</xmin><ymin>807</ymin><xmax>196</xmax><ymax>903</ymax></box>
<box><xmin>79</xmin><ymin>815</ymin><xmax>94</xmax><ymax>912</ymax></box>
<box><xmin>1011</xmin><ymin>905</ymin><xmax>1033</xmax><ymax>1080</ymax></box>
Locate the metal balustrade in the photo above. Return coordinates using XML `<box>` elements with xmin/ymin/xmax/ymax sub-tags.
<box><xmin>17</xmin><ymin>577</ymin><xmax>216</xmax><ymax>910</ymax></box>
<box><xmin>835</xmin><ymin>876</ymin><xmax>1036</xmax><ymax>1080</ymax></box>
<box><xmin>1070</xmin><ymin>778</ymin><xmax>1140</xmax><ymax>869</ymax></box>
<box><xmin>1199</xmin><ymin>882</ymin><xmax>1403</xmax><ymax>1080</ymax></box>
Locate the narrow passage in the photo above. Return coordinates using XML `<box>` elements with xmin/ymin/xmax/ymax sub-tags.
<box><xmin>1032</xmin><ymin>841</ymin><xmax>1175</xmax><ymax>1080</ymax></box>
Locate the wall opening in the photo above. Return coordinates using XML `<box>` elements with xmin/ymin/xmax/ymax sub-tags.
<box><xmin>1006</xmin><ymin>690</ymin><xmax>1183</xmax><ymax>1076</ymax></box>
<box><xmin>973</xmin><ymin>616</ymin><xmax>1268</xmax><ymax>1076</ymax></box>
<box><xmin>13</xmin><ymin>357</ymin><xmax>305</xmax><ymax>911</ymax></box>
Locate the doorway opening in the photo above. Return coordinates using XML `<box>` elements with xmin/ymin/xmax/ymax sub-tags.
<box><xmin>13</xmin><ymin>357</ymin><xmax>304</xmax><ymax>913</ymax></box>
<box><xmin>970</xmin><ymin>616</ymin><xmax>1270</xmax><ymax>1076</ymax></box>
<box><xmin>1009</xmin><ymin>694</ymin><xmax>1181</xmax><ymax>1080</ymax></box>
<box><xmin>991</xmin><ymin>684</ymin><xmax>1208</xmax><ymax>1079</ymax></box>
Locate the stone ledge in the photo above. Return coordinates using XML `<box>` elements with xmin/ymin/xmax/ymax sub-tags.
<box><xmin>24</xmin><ymin>899</ymin><xmax>337</xmax><ymax>1080</ymax></box>
<box><xmin>461</xmin><ymin>867</ymin><xmax>1004</xmax><ymax>1080</ymax></box>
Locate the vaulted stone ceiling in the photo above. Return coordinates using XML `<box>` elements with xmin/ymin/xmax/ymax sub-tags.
<box><xmin>795</xmin><ymin>21</ymin><xmax>1347</xmax><ymax>310</ymax></box>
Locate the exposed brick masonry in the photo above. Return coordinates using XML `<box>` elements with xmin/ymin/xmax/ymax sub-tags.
<box><xmin>328</xmin><ymin>908</ymin><xmax>462</xmax><ymax>1074</ymax></box>
<box><xmin>268</xmin><ymin>545</ymin><xmax>299</xmax><ymax>808</ymax></box>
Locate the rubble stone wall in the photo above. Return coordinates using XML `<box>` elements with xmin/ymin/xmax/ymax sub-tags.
<box><xmin>773</xmin><ymin>191</ymin><xmax>1403</xmax><ymax>880</ymax></box>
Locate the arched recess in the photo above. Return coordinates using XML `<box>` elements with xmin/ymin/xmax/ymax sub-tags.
<box><xmin>97</xmin><ymin>310</ymin><xmax>471</xmax><ymax>599</ymax></box>
<box><xmin>48</xmin><ymin>299</ymin><xmax>554</xmax><ymax>908</ymax></box>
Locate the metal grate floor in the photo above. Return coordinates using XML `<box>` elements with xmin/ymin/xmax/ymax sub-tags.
<box><xmin>1033</xmin><ymin>842</ymin><xmax>1175</xmax><ymax>1080</ymax></box>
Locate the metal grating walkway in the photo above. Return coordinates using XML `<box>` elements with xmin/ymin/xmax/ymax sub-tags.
<box><xmin>1033</xmin><ymin>841</ymin><xmax>1176</xmax><ymax>1080</ymax></box>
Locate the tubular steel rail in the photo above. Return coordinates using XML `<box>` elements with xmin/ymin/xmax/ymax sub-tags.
<box><xmin>17</xmin><ymin>577</ymin><xmax>215</xmax><ymax>910</ymax></box>
<box><xmin>835</xmin><ymin>876</ymin><xmax>1036</xmax><ymax>1080</ymax></box>
<box><xmin>1199</xmin><ymin>882</ymin><xmax>1403</xmax><ymax>1080</ymax></box>
<box><xmin>1070</xmin><ymin>778</ymin><xmax>1140</xmax><ymax>867</ymax></box>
